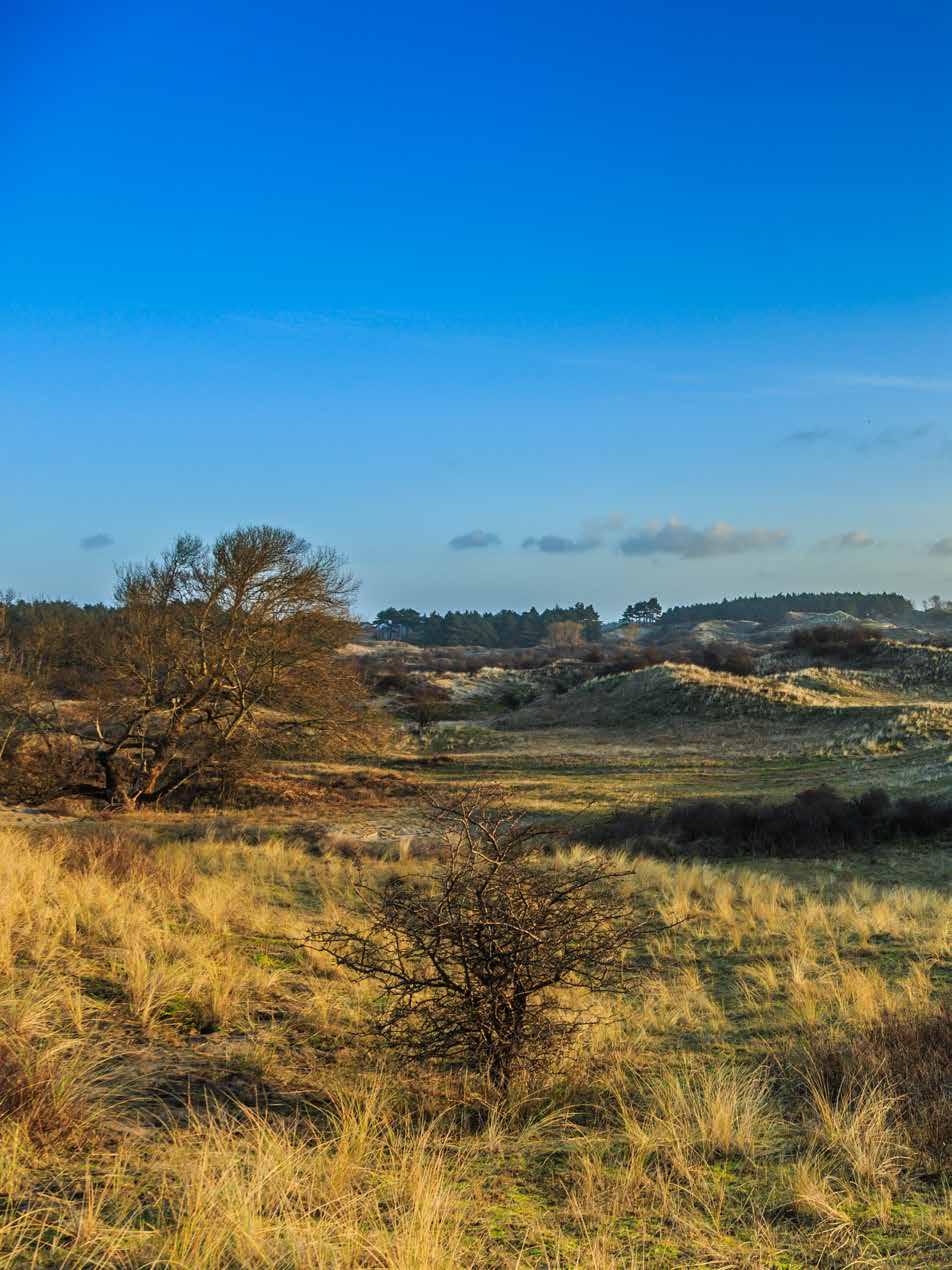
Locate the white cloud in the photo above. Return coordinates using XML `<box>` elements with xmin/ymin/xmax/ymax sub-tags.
<box><xmin>522</xmin><ymin>534</ymin><xmax>600</xmax><ymax>554</ymax></box>
<box><xmin>619</xmin><ymin>520</ymin><xmax>790</xmax><ymax>560</ymax></box>
<box><xmin>816</xmin><ymin>530</ymin><xmax>877</xmax><ymax>550</ymax></box>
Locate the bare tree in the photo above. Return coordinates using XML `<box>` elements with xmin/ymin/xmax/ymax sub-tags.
<box><xmin>545</xmin><ymin>620</ymin><xmax>584</xmax><ymax>648</ymax></box>
<box><xmin>66</xmin><ymin>525</ymin><xmax>372</xmax><ymax>806</ymax></box>
<box><xmin>401</xmin><ymin>680</ymin><xmax>451</xmax><ymax>738</ymax></box>
<box><xmin>307</xmin><ymin>786</ymin><xmax>678</xmax><ymax>1088</ymax></box>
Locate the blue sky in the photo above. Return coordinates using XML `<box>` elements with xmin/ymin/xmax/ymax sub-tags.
<box><xmin>2</xmin><ymin>1</ymin><xmax>950</xmax><ymax>618</ymax></box>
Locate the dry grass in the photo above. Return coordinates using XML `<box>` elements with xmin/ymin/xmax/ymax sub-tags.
<box><xmin>0</xmin><ymin>818</ymin><xmax>949</xmax><ymax>1266</ymax></box>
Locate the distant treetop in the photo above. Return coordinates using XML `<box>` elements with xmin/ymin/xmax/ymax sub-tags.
<box><xmin>621</xmin><ymin>598</ymin><xmax>663</xmax><ymax>625</ymax></box>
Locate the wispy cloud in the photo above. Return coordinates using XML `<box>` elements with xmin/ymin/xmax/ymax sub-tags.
<box><xmin>784</xmin><ymin>427</ymin><xmax>834</xmax><ymax>444</ymax></box>
<box><xmin>619</xmin><ymin>520</ymin><xmax>789</xmax><ymax>560</ymax></box>
<box><xmin>522</xmin><ymin>534</ymin><xmax>601</xmax><ymax>554</ymax></box>
<box><xmin>835</xmin><ymin>374</ymin><xmax>952</xmax><ymax>392</ymax></box>
<box><xmin>855</xmin><ymin>423</ymin><xmax>933</xmax><ymax>453</ymax></box>
<box><xmin>224</xmin><ymin>306</ymin><xmax>436</xmax><ymax>334</ymax></box>
<box><xmin>928</xmin><ymin>537</ymin><xmax>952</xmax><ymax>557</ymax></box>
<box><xmin>448</xmin><ymin>529</ymin><xmax>501</xmax><ymax>550</ymax></box>
<box><xmin>816</xmin><ymin>530</ymin><xmax>877</xmax><ymax>550</ymax></box>
<box><xmin>80</xmin><ymin>533</ymin><xmax>114</xmax><ymax>551</ymax></box>
<box><xmin>782</xmin><ymin>423</ymin><xmax>937</xmax><ymax>454</ymax></box>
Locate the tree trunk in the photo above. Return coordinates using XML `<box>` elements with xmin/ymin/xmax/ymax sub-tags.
<box><xmin>96</xmin><ymin>749</ymin><xmax>134</xmax><ymax>808</ymax></box>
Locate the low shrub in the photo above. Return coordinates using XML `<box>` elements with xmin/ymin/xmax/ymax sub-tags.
<box><xmin>308</xmin><ymin>786</ymin><xmax>672</xmax><ymax>1088</ymax></box>
<box><xmin>0</xmin><ymin>733</ymin><xmax>97</xmax><ymax>805</ymax></box>
<box><xmin>789</xmin><ymin>624</ymin><xmax>883</xmax><ymax>660</ymax></box>
<box><xmin>700</xmin><ymin>642</ymin><xmax>756</xmax><ymax>677</ymax></box>
<box><xmin>498</xmin><ymin>685</ymin><xmax>538</xmax><ymax>710</ymax></box>
<box><xmin>588</xmin><ymin>648</ymin><xmax>668</xmax><ymax>678</ymax></box>
<box><xmin>585</xmin><ymin>642</ymin><xmax>755</xmax><ymax>682</ymax></box>
<box><xmin>357</xmin><ymin>657</ymin><xmax>416</xmax><ymax>695</ymax></box>
<box><xmin>584</xmin><ymin>808</ymin><xmax>657</xmax><ymax>846</ymax></box>
<box><xmin>586</xmin><ymin>785</ymin><xmax>952</xmax><ymax>857</ymax></box>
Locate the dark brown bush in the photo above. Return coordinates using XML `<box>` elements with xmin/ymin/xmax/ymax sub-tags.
<box><xmin>373</xmin><ymin>670</ymin><xmax>416</xmax><ymax>695</ymax></box>
<box><xmin>498</xmin><ymin>685</ymin><xmax>538</xmax><ymax>710</ymax></box>
<box><xmin>789</xmin><ymin>624</ymin><xmax>883</xmax><ymax>660</ymax></box>
<box><xmin>324</xmin><ymin>833</ymin><xmax>367</xmax><ymax>860</ymax></box>
<box><xmin>0</xmin><ymin>734</ymin><xmax>98</xmax><ymax>805</ymax></box>
<box><xmin>584</xmin><ymin>642</ymin><xmax>755</xmax><ymax>682</ymax></box>
<box><xmin>585</xmin><ymin>785</ymin><xmax>952</xmax><ymax>857</ymax></box>
<box><xmin>700</xmin><ymin>642</ymin><xmax>756</xmax><ymax>676</ymax></box>
<box><xmin>588</xmin><ymin>647</ymin><xmax>667</xmax><ymax>678</ymax></box>
<box><xmin>583</xmin><ymin>808</ymin><xmax>657</xmax><ymax>847</ymax></box>
<box><xmin>359</xmin><ymin>656</ymin><xmax>416</xmax><ymax>695</ymax></box>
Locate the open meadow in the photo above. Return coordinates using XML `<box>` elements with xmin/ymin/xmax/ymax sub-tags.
<box><xmin>1</xmin><ymin>616</ymin><xmax>952</xmax><ymax>1267</ymax></box>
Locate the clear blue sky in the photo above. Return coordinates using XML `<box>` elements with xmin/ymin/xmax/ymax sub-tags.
<box><xmin>2</xmin><ymin>1</ymin><xmax>950</xmax><ymax>618</ymax></box>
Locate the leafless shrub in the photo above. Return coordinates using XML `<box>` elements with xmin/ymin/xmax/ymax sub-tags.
<box><xmin>0</xmin><ymin>732</ymin><xmax>97</xmax><ymax>805</ymax></box>
<box><xmin>789</xmin><ymin>624</ymin><xmax>883</xmax><ymax>660</ymax></box>
<box><xmin>586</xmin><ymin>642</ymin><xmax>755</xmax><ymax>681</ymax></box>
<box><xmin>545</xmin><ymin>620</ymin><xmax>585</xmax><ymax>648</ymax></box>
<box><xmin>586</xmin><ymin>785</ymin><xmax>952</xmax><ymax>858</ymax></box>
<box><xmin>402</xmin><ymin>682</ymin><xmax>452</xmax><ymax>731</ymax></box>
<box><xmin>699</xmin><ymin>641</ymin><xmax>756</xmax><ymax>676</ymax></box>
<box><xmin>588</xmin><ymin>647</ymin><xmax>668</xmax><ymax>678</ymax></box>
<box><xmin>307</xmin><ymin>785</ymin><xmax>676</xmax><ymax>1088</ymax></box>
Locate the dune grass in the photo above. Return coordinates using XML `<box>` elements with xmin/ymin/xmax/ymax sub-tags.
<box><xmin>0</xmin><ymin>817</ymin><xmax>948</xmax><ymax>1266</ymax></box>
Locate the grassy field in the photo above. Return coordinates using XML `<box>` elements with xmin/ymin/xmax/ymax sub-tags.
<box><xmin>1</xmin><ymin>650</ymin><xmax>951</xmax><ymax>1266</ymax></box>
<box><xmin>0</xmin><ymin>811</ymin><xmax>949</xmax><ymax>1267</ymax></box>
<box><xmin>285</xmin><ymin>714</ymin><xmax>952</xmax><ymax>841</ymax></box>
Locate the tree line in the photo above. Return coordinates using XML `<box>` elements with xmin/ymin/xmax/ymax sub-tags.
<box><xmin>659</xmin><ymin>591</ymin><xmax>915</xmax><ymax>627</ymax></box>
<box><xmin>376</xmin><ymin>590</ymin><xmax>916</xmax><ymax>644</ymax></box>
<box><xmin>374</xmin><ymin>604</ymin><xmax>602</xmax><ymax>646</ymax></box>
